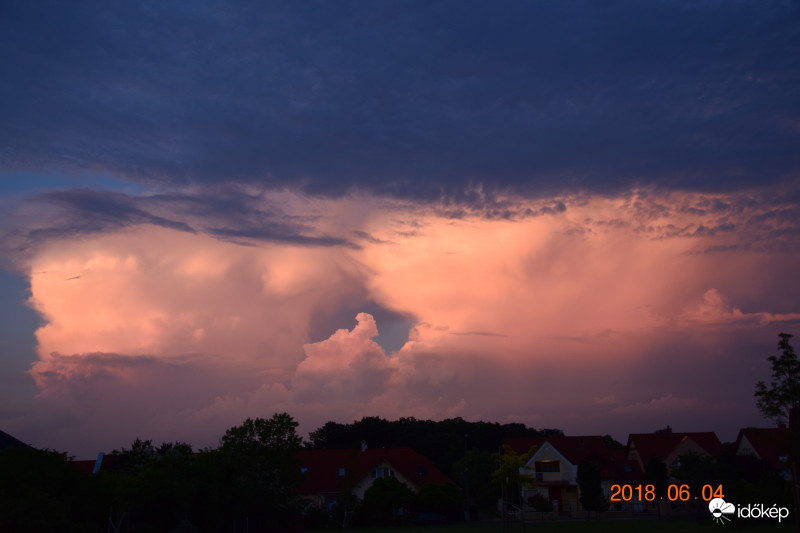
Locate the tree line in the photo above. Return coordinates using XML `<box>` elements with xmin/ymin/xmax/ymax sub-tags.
<box><xmin>0</xmin><ymin>414</ymin><xmax>564</xmax><ymax>532</ymax></box>
<box><xmin>0</xmin><ymin>413</ymin><xmax>305</xmax><ymax>533</ymax></box>
<box><xmin>0</xmin><ymin>416</ymin><xmax>791</xmax><ymax>532</ymax></box>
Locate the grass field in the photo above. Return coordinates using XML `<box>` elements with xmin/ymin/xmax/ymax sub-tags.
<box><xmin>335</xmin><ymin>517</ymin><xmax>796</xmax><ymax>533</ymax></box>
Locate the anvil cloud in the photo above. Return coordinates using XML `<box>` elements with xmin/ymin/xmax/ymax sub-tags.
<box><xmin>4</xmin><ymin>187</ymin><xmax>798</xmax><ymax>455</ymax></box>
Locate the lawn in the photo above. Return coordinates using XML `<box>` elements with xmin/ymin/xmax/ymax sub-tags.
<box><xmin>336</xmin><ymin>517</ymin><xmax>796</xmax><ymax>533</ymax></box>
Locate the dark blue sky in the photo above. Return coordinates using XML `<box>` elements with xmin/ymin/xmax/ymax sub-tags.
<box><xmin>2</xmin><ymin>0</ymin><xmax>798</xmax><ymax>198</ymax></box>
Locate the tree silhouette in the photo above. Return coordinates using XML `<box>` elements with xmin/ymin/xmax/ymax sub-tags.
<box><xmin>218</xmin><ymin>413</ymin><xmax>303</xmax><ymax>530</ymax></box>
<box><xmin>644</xmin><ymin>456</ymin><xmax>668</xmax><ymax>519</ymax></box>
<box><xmin>577</xmin><ymin>460</ymin><xmax>607</xmax><ymax>518</ymax></box>
<box><xmin>360</xmin><ymin>476</ymin><xmax>414</xmax><ymax>525</ymax></box>
<box><xmin>755</xmin><ymin>333</ymin><xmax>800</xmax><ymax>424</ymax></box>
<box><xmin>0</xmin><ymin>447</ymin><xmax>100</xmax><ymax>532</ymax></box>
<box><xmin>492</xmin><ymin>444</ymin><xmax>536</xmax><ymax>509</ymax></box>
<box><xmin>415</xmin><ymin>482</ymin><xmax>463</xmax><ymax>520</ymax></box>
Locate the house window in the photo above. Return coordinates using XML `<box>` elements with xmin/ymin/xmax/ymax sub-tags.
<box><xmin>300</xmin><ymin>467</ymin><xmax>308</xmax><ymax>474</ymax></box>
<box><xmin>371</xmin><ymin>467</ymin><xmax>394</xmax><ymax>478</ymax></box>
<box><xmin>338</xmin><ymin>467</ymin><xmax>346</xmax><ymax>477</ymax></box>
<box><xmin>535</xmin><ymin>461</ymin><xmax>560</xmax><ymax>473</ymax></box>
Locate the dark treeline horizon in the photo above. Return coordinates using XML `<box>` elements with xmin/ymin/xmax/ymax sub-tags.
<box><xmin>1</xmin><ymin>413</ymin><xmax>789</xmax><ymax>532</ymax></box>
<box><xmin>3</xmin><ymin>413</ymin><xmax>575</xmax><ymax>532</ymax></box>
<box><xmin>304</xmin><ymin>415</ymin><xmax>568</xmax><ymax>481</ymax></box>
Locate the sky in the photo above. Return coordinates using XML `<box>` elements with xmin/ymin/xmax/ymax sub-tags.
<box><xmin>1</xmin><ymin>0</ymin><xmax>799</xmax><ymax>458</ymax></box>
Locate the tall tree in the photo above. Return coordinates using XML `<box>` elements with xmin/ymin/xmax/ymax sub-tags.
<box><xmin>577</xmin><ymin>461</ymin><xmax>607</xmax><ymax>519</ymax></box>
<box><xmin>414</xmin><ymin>482</ymin><xmax>463</xmax><ymax>520</ymax></box>
<box><xmin>360</xmin><ymin>476</ymin><xmax>414</xmax><ymax>525</ymax></box>
<box><xmin>644</xmin><ymin>456</ymin><xmax>669</xmax><ymax>519</ymax></box>
<box><xmin>0</xmin><ymin>447</ymin><xmax>101</xmax><ymax>533</ymax></box>
<box><xmin>453</xmin><ymin>448</ymin><xmax>495</xmax><ymax>515</ymax></box>
<box><xmin>492</xmin><ymin>444</ymin><xmax>536</xmax><ymax>508</ymax></box>
<box><xmin>218</xmin><ymin>412</ymin><xmax>303</xmax><ymax>530</ymax></box>
<box><xmin>755</xmin><ymin>333</ymin><xmax>800</xmax><ymax>424</ymax></box>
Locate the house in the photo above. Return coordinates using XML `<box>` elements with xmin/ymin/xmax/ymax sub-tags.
<box><xmin>735</xmin><ymin>427</ymin><xmax>790</xmax><ymax>480</ymax></box>
<box><xmin>0</xmin><ymin>429</ymin><xmax>30</xmax><ymax>452</ymax></box>
<box><xmin>70</xmin><ymin>458</ymin><xmax>97</xmax><ymax>474</ymax></box>
<box><xmin>504</xmin><ymin>436</ymin><xmax>642</xmax><ymax>516</ymax></box>
<box><xmin>295</xmin><ymin>446</ymin><xmax>452</xmax><ymax>510</ymax></box>
<box><xmin>625</xmin><ymin>426</ymin><xmax>723</xmax><ymax>473</ymax></box>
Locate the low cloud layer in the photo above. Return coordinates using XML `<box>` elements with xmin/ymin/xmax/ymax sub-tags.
<box><xmin>2</xmin><ymin>188</ymin><xmax>798</xmax><ymax>455</ymax></box>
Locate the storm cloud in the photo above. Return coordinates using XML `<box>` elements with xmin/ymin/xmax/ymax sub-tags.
<box><xmin>1</xmin><ymin>1</ymin><xmax>799</xmax><ymax>456</ymax></box>
<box><xmin>2</xmin><ymin>0</ymin><xmax>798</xmax><ymax>197</ymax></box>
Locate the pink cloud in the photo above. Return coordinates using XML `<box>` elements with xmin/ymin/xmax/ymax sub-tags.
<box><xmin>679</xmin><ymin>288</ymin><xmax>800</xmax><ymax>327</ymax></box>
<box><xmin>5</xmin><ymin>188</ymin><xmax>799</xmax><ymax>455</ymax></box>
<box><xmin>292</xmin><ymin>312</ymin><xmax>393</xmax><ymax>403</ymax></box>
<box><xmin>27</xmin><ymin>226</ymin><xmax>366</xmax><ymax>369</ymax></box>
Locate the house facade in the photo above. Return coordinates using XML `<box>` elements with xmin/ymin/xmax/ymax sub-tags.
<box><xmin>504</xmin><ymin>436</ymin><xmax>642</xmax><ymax>517</ymax></box>
<box><xmin>626</xmin><ymin>427</ymin><xmax>723</xmax><ymax>473</ymax></box>
<box><xmin>735</xmin><ymin>427</ymin><xmax>790</xmax><ymax>480</ymax></box>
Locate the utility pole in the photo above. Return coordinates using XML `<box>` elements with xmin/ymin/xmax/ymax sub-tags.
<box><xmin>464</xmin><ymin>433</ymin><xmax>470</xmax><ymax>521</ymax></box>
<box><xmin>790</xmin><ymin>407</ymin><xmax>800</xmax><ymax>530</ymax></box>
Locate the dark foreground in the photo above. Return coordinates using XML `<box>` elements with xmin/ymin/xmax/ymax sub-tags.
<box><xmin>323</xmin><ymin>517</ymin><xmax>796</xmax><ymax>533</ymax></box>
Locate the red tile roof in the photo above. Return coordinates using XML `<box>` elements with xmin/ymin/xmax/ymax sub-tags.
<box><xmin>502</xmin><ymin>437</ymin><xmax>547</xmax><ymax>457</ymax></box>
<box><xmin>626</xmin><ymin>429</ymin><xmax>723</xmax><ymax>465</ymax></box>
<box><xmin>296</xmin><ymin>447</ymin><xmax>452</xmax><ymax>495</ymax></box>
<box><xmin>736</xmin><ymin>427</ymin><xmax>790</xmax><ymax>472</ymax></box>
<box><xmin>595</xmin><ymin>448</ymin><xmax>643</xmax><ymax>484</ymax></box>
<box><xmin>70</xmin><ymin>459</ymin><xmax>96</xmax><ymax>474</ymax></box>
<box><xmin>503</xmin><ymin>436</ymin><xmax>606</xmax><ymax>464</ymax></box>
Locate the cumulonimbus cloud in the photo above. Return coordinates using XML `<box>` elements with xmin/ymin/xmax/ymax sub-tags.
<box><xmin>5</xmin><ymin>187</ymin><xmax>800</xmax><ymax>455</ymax></box>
